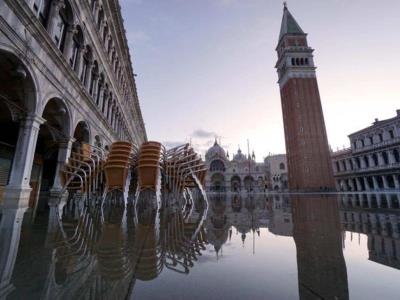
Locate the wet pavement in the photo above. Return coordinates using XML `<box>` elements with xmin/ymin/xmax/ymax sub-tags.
<box><xmin>1</xmin><ymin>192</ymin><xmax>400</xmax><ymax>300</ymax></box>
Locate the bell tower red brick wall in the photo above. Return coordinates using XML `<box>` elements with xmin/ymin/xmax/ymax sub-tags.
<box><xmin>276</xmin><ymin>5</ymin><xmax>335</xmax><ymax>191</ymax></box>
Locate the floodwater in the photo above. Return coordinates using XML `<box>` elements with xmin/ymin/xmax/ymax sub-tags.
<box><xmin>1</xmin><ymin>192</ymin><xmax>400</xmax><ymax>300</ymax></box>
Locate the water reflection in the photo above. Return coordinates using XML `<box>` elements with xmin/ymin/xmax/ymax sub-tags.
<box><xmin>1</xmin><ymin>192</ymin><xmax>400</xmax><ymax>299</ymax></box>
<box><xmin>292</xmin><ymin>195</ymin><xmax>348</xmax><ymax>300</ymax></box>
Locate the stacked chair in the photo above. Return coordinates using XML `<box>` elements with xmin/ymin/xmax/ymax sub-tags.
<box><xmin>61</xmin><ymin>142</ymin><xmax>105</xmax><ymax>200</ymax></box>
<box><xmin>60</xmin><ymin>140</ymin><xmax>207</xmax><ymax>208</ymax></box>
<box><xmin>137</xmin><ymin>141</ymin><xmax>163</xmax><ymax>191</ymax></box>
<box><xmin>103</xmin><ymin>141</ymin><xmax>133</xmax><ymax>192</ymax></box>
<box><xmin>164</xmin><ymin>144</ymin><xmax>207</xmax><ymax>194</ymax></box>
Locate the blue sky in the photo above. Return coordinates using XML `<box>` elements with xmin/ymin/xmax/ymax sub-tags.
<box><xmin>120</xmin><ymin>0</ymin><xmax>400</xmax><ymax>160</ymax></box>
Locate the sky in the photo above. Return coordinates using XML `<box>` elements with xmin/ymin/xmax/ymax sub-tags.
<box><xmin>120</xmin><ymin>0</ymin><xmax>400</xmax><ymax>161</ymax></box>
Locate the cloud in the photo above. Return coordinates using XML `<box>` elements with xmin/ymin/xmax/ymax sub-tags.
<box><xmin>191</xmin><ymin>129</ymin><xmax>217</xmax><ymax>139</ymax></box>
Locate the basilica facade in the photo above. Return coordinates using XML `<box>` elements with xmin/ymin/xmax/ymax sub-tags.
<box><xmin>0</xmin><ymin>0</ymin><xmax>146</xmax><ymax>212</ymax></box>
<box><xmin>204</xmin><ymin>140</ymin><xmax>268</xmax><ymax>192</ymax></box>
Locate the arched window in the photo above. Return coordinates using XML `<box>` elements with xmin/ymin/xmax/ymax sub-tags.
<box><xmin>70</xmin><ymin>26</ymin><xmax>84</xmax><ymax>70</ymax></box>
<box><xmin>300</xmin><ymin>58</ymin><xmax>304</xmax><ymax>65</ymax></box>
<box><xmin>291</xmin><ymin>58</ymin><xmax>295</xmax><ymax>66</ymax></box>
<box><xmin>279</xmin><ymin>162</ymin><xmax>285</xmax><ymax>170</ymax></box>
<box><xmin>107</xmin><ymin>37</ymin><xmax>112</xmax><ymax>53</ymax></box>
<box><xmin>114</xmin><ymin>60</ymin><xmax>119</xmax><ymax>74</ymax></box>
<box><xmin>80</xmin><ymin>46</ymin><xmax>92</xmax><ymax>85</ymax></box>
<box><xmin>90</xmin><ymin>0</ymin><xmax>96</xmax><ymax>13</ymax></box>
<box><xmin>296</xmin><ymin>58</ymin><xmax>300</xmax><ymax>65</ymax></box>
<box><xmin>89</xmin><ymin>60</ymin><xmax>99</xmax><ymax>96</ymax></box>
<box><xmin>97</xmin><ymin>8</ymin><xmax>104</xmax><ymax>30</ymax></box>
<box><xmin>33</xmin><ymin>0</ymin><xmax>52</xmax><ymax>26</ymax></box>
<box><xmin>102</xmin><ymin>85</ymin><xmax>108</xmax><ymax>113</ymax></box>
<box><xmin>210</xmin><ymin>159</ymin><xmax>225</xmax><ymax>172</ymax></box>
<box><xmin>52</xmin><ymin>1</ymin><xmax>72</xmax><ymax>51</ymax></box>
<box><xmin>96</xmin><ymin>73</ymin><xmax>104</xmax><ymax>106</ymax></box>
<box><xmin>305</xmin><ymin>58</ymin><xmax>309</xmax><ymax>65</ymax></box>
<box><xmin>103</xmin><ymin>23</ymin><xmax>108</xmax><ymax>44</ymax></box>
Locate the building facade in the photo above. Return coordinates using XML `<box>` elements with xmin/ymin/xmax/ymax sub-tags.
<box><xmin>204</xmin><ymin>140</ymin><xmax>288</xmax><ymax>192</ymax></box>
<box><xmin>332</xmin><ymin>111</ymin><xmax>400</xmax><ymax>192</ymax></box>
<box><xmin>264</xmin><ymin>154</ymin><xmax>288</xmax><ymax>191</ymax></box>
<box><xmin>204</xmin><ymin>140</ymin><xmax>267</xmax><ymax>192</ymax></box>
<box><xmin>0</xmin><ymin>0</ymin><xmax>146</xmax><ymax>211</ymax></box>
<box><xmin>275</xmin><ymin>4</ymin><xmax>334</xmax><ymax>191</ymax></box>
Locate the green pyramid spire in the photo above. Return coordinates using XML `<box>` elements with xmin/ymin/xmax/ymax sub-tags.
<box><xmin>278</xmin><ymin>3</ymin><xmax>305</xmax><ymax>41</ymax></box>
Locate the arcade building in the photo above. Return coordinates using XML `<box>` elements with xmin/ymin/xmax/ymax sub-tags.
<box><xmin>0</xmin><ymin>0</ymin><xmax>146</xmax><ymax>217</ymax></box>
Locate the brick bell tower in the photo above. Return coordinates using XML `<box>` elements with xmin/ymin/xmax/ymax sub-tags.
<box><xmin>275</xmin><ymin>3</ymin><xmax>334</xmax><ymax>191</ymax></box>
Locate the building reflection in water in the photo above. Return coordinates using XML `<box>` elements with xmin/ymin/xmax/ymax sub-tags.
<box><xmin>1</xmin><ymin>192</ymin><xmax>400</xmax><ymax>299</ymax></box>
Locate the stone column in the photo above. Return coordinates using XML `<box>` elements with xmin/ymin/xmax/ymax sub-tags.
<box><xmin>4</xmin><ymin>115</ymin><xmax>45</xmax><ymax>205</ymax></box>
<box><xmin>368</xmin><ymin>155</ymin><xmax>375</xmax><ymax>168</ymax></box>
<box><xmin>49</xmin><ymin>139</ymin><xmax>73</xmax><ymax>194</ymax></box>
<box><xmin>377</xmin><ymin>152</ymin><xmax>385</xmax><ymax>166</ymax></box>
<box><xmin>84</xmin><ymin>60</ymin><xmax>94</xmax><ymax>89</ymax></box>
<box><xmin>76</xmin><ymin>46</ymin><xmax>85</xmax><ymax>78</ymax></box>
<box><xmin>102</xmin><ymin>93</ymin><xmax>108</xmax><ymax>115</ymax></box>
<box><xmin>393</xmin><ymin>175</ymin><xmax>400</xmax><ymax>190</ymax></box>
<box><xmin>351</xmin><ymin>158</ymin><xmax>358</xmax><ymax>170</ymax></box>
<box><xmin>90</xmin><ymin>72</ymin><xmax>98</xmax><ymax>98</ymax></box>
<box><xmin>63</xmin><ymin>24</ymin><xmax>77</xmax><ymax>63</ymax></box>
<box><xmin>363</xmin><ymin>177</ymin><xmax>370</xmax><ymax>191</ymax></box>
<box><xmin>345</xmin><ymin>160</ymin><xmax>352</xmax><ymax>171</ymax></box>
<box><xmin>372</xmin><ymin>176</ymin><xmax>379</xmax><ymax>190</ymax></box>
<box><xmin>360</xmin><ymin>156</ymin><xmax>367</xmax><ymax>169</ymax></box>
<box><xmin>341</xmin><ymin>180</ymin><xmax>348</xmax><ymax>191</ymax></box>
<box><xmin>348</xmin><ymin>179</ymin><xmax>355</xmax><ymax>191</ymax></box>
<box><xmin>0</xmin><ymin>208</ymin><xmax>26</xmax><ymax>299</ymax></box>
<box><xmin>382</xmin><ymin>175</ymin><xmax>389</xmax><ymax>190</ymax></box>
<box><xmin>46</xmin><ymin>0</ymin><xmax>65</xmax><ymax>40</ymax></box>
<box><xmin>388</xmin><ymin>149</ymin><xmax>396</xmax><ymax>165</ymax></box>
<box><xmin>97</xmin><ymin>86</ymin><xmax>104</xmax><ymax>108</ymax></box>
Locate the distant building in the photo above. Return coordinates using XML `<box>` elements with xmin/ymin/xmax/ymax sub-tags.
<box><xmin>264</xmin><ymin>154</ymin><xmax>288</xmax><ymax>191</ymax></box>
<box><xmin>204</xmin><ymin>140</ymin><xmax>266</xmax><ymax>192</ymax></box>
<box><xmin>332</xmin><ymin>110</ymin><xmax>400</xmax><ymax>191</ymax></box>
<box><xmin>275</xmin><ymin>4</ymin><xmax>334</xmax><ymax>191</ymax></box>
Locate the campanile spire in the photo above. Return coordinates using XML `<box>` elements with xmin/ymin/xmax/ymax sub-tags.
<box><xmin>275</xmin><ymin>7</ymin><xmax>335</xmax><ymax>191</ymax></box>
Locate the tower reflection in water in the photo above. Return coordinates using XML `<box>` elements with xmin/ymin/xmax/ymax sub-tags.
<box><xmin>292</xmin><ymin>195</ymin><xmax>349</xmax><ymax>300</ymax></box>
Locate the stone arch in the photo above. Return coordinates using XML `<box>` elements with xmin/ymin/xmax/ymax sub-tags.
<box><xmin>30</xmin><ymin>98</ymin><xmax>72</xmax><ymax>214</ymax></box>
<box><xmin>41</xmin><ymin>98</ymin><xmax>71</xmax><ymax>138</ymax></box>
<box><xmin>40</xmin><ymin>95</ymin><xmax>72</xmax><ymax>136</ymax></box>
<box><xmin>210</xmin><ymin>159</ymin><xmax>225</xmax><ymax>172</ymax></box>
<box><xmin>0</xmin><ymin>47</ymin><xmax>39</xmax><ymax>114</ymax></box>
<box><xmin>243</xmin><ymin>175</ymin><xmax>255</xmax><ymax>192</ymax></box>
<box><xmin>210</xmin><ymin>173</ymin><xmax>225</xmax><ymax>192</ymax></box>
<box><xmin>230</xmin><ymin>175</ymin><xmax>241</xmax><ymax>192</ymax></box>
<box><xmin>73</xmin><ymin>120</ymin><xmax>91</xmax><ymax>144</ymax></box>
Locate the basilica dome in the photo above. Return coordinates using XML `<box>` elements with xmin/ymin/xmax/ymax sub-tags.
<box><xmin>205</xmin><ymin>140</ymin><xmax>226</xmax><ymax>160</ymax></box>
<box><xmin>233</xmin><ymin>149</ymin><xmax>246</xmax><ymax>162</ymax></box>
